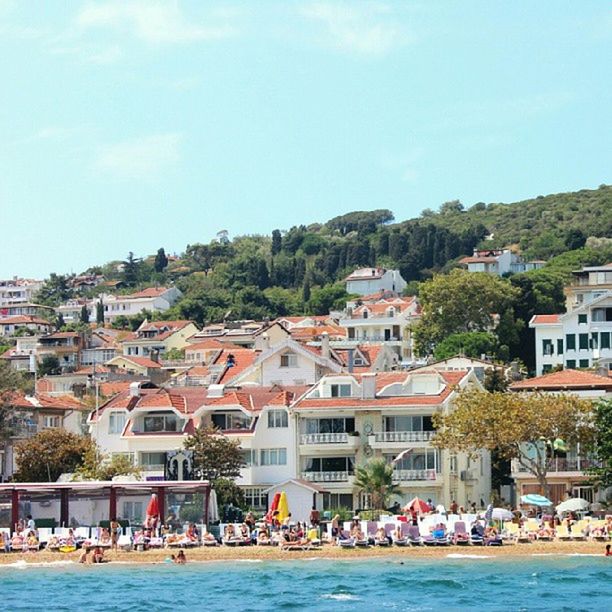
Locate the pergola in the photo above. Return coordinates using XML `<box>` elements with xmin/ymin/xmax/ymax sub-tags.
<box><xmin>0</xmin><ymin>480</ymin><xmax>211</xmax><ymax>531</ymax></box>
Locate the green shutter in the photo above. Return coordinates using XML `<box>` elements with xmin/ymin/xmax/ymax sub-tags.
<box><xmin>579</xmin><ymin>359</ymin><xmax>589</xmax><ymax>368</ymax></box>
<box><xmin>566</xmin><ymin>334</ymin><xmax>576</xmax><ymax>350</ymax></box>
<box><xmin>578</xmin><ymin>314</ymin><xmax>587</xmax><ymax>324</ymax></box>
<box><xmin>566</xmin><ymin>360</ymin><xmax>576</xmax><ymax>369</ymax></box>
<box><xmin>601</xmin><ymin>332</ymin><xmax>611</xmax><ymax>349</ymax></box>
<box><xmin>579</xmin><ymin>333</ymin><xmax>589</xmax><ymax>350</ymax></box>
<box><xmin>557</xmin><ymin>339</ymin><xmax>564</xmax><ymax>355</ymax></box>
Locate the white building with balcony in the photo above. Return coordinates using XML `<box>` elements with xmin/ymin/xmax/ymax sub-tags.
<box><xmin>0</xmin><ymin>278</ymin><xmax>43</xmax><ymax>314</ymax></box>
<box><xmin>459</xmin><ymin>249</ymin><xmax>545</xmax><ymax>276</ymax></box>
<box><xmin>292</xmin><ymin>369</ymin><xmax>490</xmax><ymax>511</ymax></box>
<box><xmin>345</xmin><ymin>268</ymin><xmax>407</xmax><ymax>296</ymax></box>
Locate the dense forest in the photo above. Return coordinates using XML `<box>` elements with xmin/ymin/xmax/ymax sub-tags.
<box><xmin>35</xmin><ymin>184</ymin><xmax>612</xmax><ymax>371</ymax></box>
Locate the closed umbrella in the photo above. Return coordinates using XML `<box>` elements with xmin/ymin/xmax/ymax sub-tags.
<box><xmin>491</xmin><ymin>508</ymin><xmax>513</xmax><ymax>521</ymax></box>
<box><xmin>265</xmin><ymin>492</ymin><xmax>281</xmax><ymax>523</ymax></box>
<box><xmin>208</xmin><ymin>489</ymin><xmax>219</xmax><ymax>524</ymax></box>
<box><xmin>521</xmin><ymin>494</ymin><xmax>552</xmax><ymax>507</ymax></box>
<box><xmin>146</xmin><ymin>493</ymin><xmax>160</xmax><ymax>518</ymax></box>
<box><xmin>277</xmin><ymin>491</ymin><xmax>290</xmax><ymax>523</ymax></box>
<box><xmin>403</xmin><ymin>497</ymin><xmax>430</xmax><ymax>514</ymax></box>
<box><xmin>556</xmin><ymin>498</ymin><xmax>589</xmax><ymax>513</ymax></box>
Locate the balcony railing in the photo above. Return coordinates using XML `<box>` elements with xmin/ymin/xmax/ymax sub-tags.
<box><xmin>514</xmin><ymin>458</ymin><xmax>600</xmax><ymax>473</ymax></box>
<box><xmin>10</xmin><ymin>424</ymin><xmax>38</xmax><ymax>438</ymax></box>
<box><xmin>300</xmin><ymin>433</ymin><xmax>350</xmax><ymax>445</ymax></box>
<box><xmin>393</xmin><ymin>469</ymin><xmax>439</xmax><ymax>482</ymax></box>
<box><xmin>301</xmin><ymin>471</ymin><xmax>353</xmax><ymax>482</ymax></box>
<box><xmin>141</xmin><ymin>463</ymin><xmax>165</xmax><ymax>472</ymax></box>
<box><xmin>371</xmin><ymin>431</ymin><xmax>435</xmax><ymax>443</ymax></box>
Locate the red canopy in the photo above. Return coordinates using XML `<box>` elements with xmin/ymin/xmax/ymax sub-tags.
<box><xmin>403</xmin><ymin>497</ymin><xmax>430</xmax><ymax>514</ymax></box>
<box><xmin>146</xmin><ymin>493</ymin><xmax>160</xmax><ymax>517</ymax></box>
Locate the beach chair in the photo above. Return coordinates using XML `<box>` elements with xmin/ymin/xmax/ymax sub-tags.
<box><xmin>590</xmin><ymin>520</ymin><xmax>608</xmax><ymax>542</ymax></box>
<box><xmin>37</xmin><ymin>528</ymin><xmax>52</xmax><ymax>546</ymax></box>
<box><xmin>502</xmin><ymin>522</ymin><xmax>519</xmax><ymax>543</ymax></box>
<box><xmin>338</xmin><ymin>531</ymin><xmax>355</xmax><ymax>548</ymax></box>
<box><xmin>117</xmin><ymin>533</ymin><xmax>132</xmax><ymax>551</ymax></box>
<box><xmin>525</xmin><ymin>519</ymin><xmax>539</xmax><ymax>539</ymax></box>
<box><xmin>407</xmin><ymin>525</ymin><xmax>423</xmax><ymax>546</ymax></box>
<box><xmin>452</xmin><ymin>521</ymin><xmax>470</xmax><ymax>546</ymax></box>
<box><xmin>74</xmin><ymin>527</ymin><xmax>90</xmax><ymax>540</ymax></box>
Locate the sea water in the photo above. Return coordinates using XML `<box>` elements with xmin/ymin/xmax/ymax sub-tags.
<box><xmin>0</xmin><ymin>556</ymin><xmax>610</xmax><ymax>611</ymax></box>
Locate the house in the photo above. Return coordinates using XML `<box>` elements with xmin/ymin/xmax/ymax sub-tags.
<box><xmin>459</xmin><ymin>249</ymin><xmax>545</xmax><ymax>276</ymax></box>
<box><xmin>530</xmin><ymin>263</ymin><xmax>612</xmax><ymax>375</ymax></box>
<box><xmin>0</xmin><ymin>336</ymin><xmax>41</xmax><ymax>371</ymax></box>
<box><xmin>0</xmin><ymin>316</ymin><xmax>53</xmax><ymax>337</ymax></box>
<box><xmin>121</xmin><ymin>320</ymin><xmax>199</xmax><ymax>359</ymax></box>
<box><xmin>0</xmin><ymin>303</ymin><xmax>55</xmax><ymax>320</ymax></box>
<box><xmin>509</xmin><ymin>369</ymin><xmax>612</xmax><ymax>504</ymax></box>
<box><xmin>106</xmin><ymin>355</ymin><xmax>166</xmax><ymax>383</ymax></box>
<box><xmin>1</xmin><ymin>393</ymin><xmax>87</xmax><ymax>481</ymax></box>
<box><xmin>291</xmin><ymin>369</ymin><xmax>490</xmax><ymax>511</ymax></box>
<box><xmin>37</xmin><ymin>332</ymin><xmax>85</xmax><ymax>372</ymax></box>
<box><xmin>99</xmin><ymin>287</ymin><xmax>182</xmax><ymax>324</ymax></box>
<box><xmin>0</xmin><ymin>278</ymin><xmax>43</xmax><ymax>313</ymax></box>
<box><xmin>80</xmin><ymin>329</ymin><xmax>120</xmax><ymax>366</ymax></box>
<box><xmin>189</xmin><ymin>321</ymin><xmax>290</xmax><ymax>349</ymax></box>
<box><xmin>56</xmin><ymin>299</ymin><xmax>94</xmax><ymax>324</ymax></box>
<box><xmin>339</xmin><ymin>296</ymin><xmax>421</xmax><ymax>360</ymax></box>
<box><xmin>411</xmin><ymin>355</ymin><xmax>509</xmax><ymax>384</ymax></box>
<box><xmin>345</xmin><ymin>268</ymin><xmax>407</xmax><ymax>296</ymax></box>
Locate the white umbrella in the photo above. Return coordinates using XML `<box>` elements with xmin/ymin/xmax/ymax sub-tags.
<box><xmin>491</xmin><ymin>508</ymin><xmax>513</xmax><ymax>521</ymax></box>
<box><xmin>556</xmin><ymin>498</ymin><xmax>589</xmax><ymax>513</ymax></box>
<box><xmin>208</xmin><ymin>489</ymin><xmax>219</xmax><ymax>524</ymax></box>
<box><xmin>436</xmin><ymin>504</ymin><xmax>446</xmax><ymax>514</ymax></box>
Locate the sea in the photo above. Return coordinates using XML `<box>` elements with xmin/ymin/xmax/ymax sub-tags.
<box><xmin>0</xmin><ymin>556</ymin><xmax>610</xmax><ymax>611</ymax></box>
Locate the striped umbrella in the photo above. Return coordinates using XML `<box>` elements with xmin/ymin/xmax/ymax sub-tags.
<box><xmin>521</xmin><ymin>494</ymin><xmax>552</xmax><ymax>507</ymax></box>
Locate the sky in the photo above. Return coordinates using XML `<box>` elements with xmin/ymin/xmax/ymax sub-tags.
<box><xmin>1</xmin><ymin>1</ymin><xmax>611</xmax><ymax>278</ymax></box>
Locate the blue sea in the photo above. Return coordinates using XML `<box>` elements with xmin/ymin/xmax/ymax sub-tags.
<box><xmin>0</xmin><ymin>556</ymin><xmax>610</xmax><ymax>611</ymax></box>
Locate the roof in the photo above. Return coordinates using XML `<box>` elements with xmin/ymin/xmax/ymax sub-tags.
<box><xmin>214</xmin><ymin>348</ymin><xmax>259</xmax><ymax>383</ymax></box>
<box><xmin>460</xmin><ymin>256</ymin><xmax>500</xmax><ymax>264</ymax></box>
<box><xmin>531</xmin><ymin>314</ymin><xmax>561</xmax><ymax>325</ymax></box>
<box><xmin>351</xmin><ymin>297</ymin><xmax>416</xmax><ymax>318</ymax></box>
<box><xmin>510</xmin><ymin>369</ymin><xmax>612</xmax><ymax>391</ymax></box>
<box><xmin>185</xmin><ymin>339</ymin><xmax>241</xmax><ymax>351</ymax></box>
<box><xmin>0</xmin><ymin>316</ymin><xmax>51</xmax><ymax>326</ymax></box>
<box><xmin>124</xmin><ymin>287</ymin><xmax>172</xmax><ymax>299</ymax></box>
<box><xmin>42</xmin><ymin>331</ymin><xmax>80</xmax><ymax>339</ymax></box>
<box><xmin>108</xmin><ymin>355</ymin><xmax>162</xmax><ymax>369</ymax></box>
<box><xmin>262</xmin><ymin>479</ymin><xmax>326</xmax><ymax>494</ymax></box>
<box><xmin>8</xmin><ymin>392</ymin><xmax>86</xmax><ymax>411</ymax></box>
<box><xmin>345</xmin><ymin>267</ymin><xmax>385</xmax><ymax>281</ymax></box>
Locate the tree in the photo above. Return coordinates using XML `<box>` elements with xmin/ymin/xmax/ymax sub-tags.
<box><xmin>413</xmin><ymin>270</ymin><xmax>519</xmax><ymax>355</ymax></box>
<box><xmin>183</xmin><ymin>426</ymin><xmax>245</xmax><ymax>482</ymax></box>
<box><xmin>271</xmin><ymin>229</ymin><xmax>282</xmax><ymax>256</ymax></box>
<box><xmin>96</xmin><ymin>300</ymin><xmax>104</xmax><ymax>325</ymax></box>
<box><xmin>433</xmin><ymin>389</ymin><xmax>595</xmax><ymax>498</ymax></box>
<box><xmin>433</xmin><ymin>331</ymin><xmax>497</xmax><ymax>361</ymax></box>
<box><xmin>55</xmin><ymin>313</ymin><xmax>65</xmax><ymax>330</ymax></box>
<box><xmin>439</xmin><ymin>199</ymin><xmax>464</xmax><ymax>214</ymax></box>
<box><xmin>122</xmin><ymin>251</ymin><xmax>142</xmax><ymax>286</ymax></box>
<box><xmin>0</xmin><ymin>364</ymin><xmax>32</xmax><ymax>442</ymax></box>
<box><xmin>354</xmin><ymin>458</ymin><xmax>400</xmax><ymax>510</ymax></box>
<box><xmin>80</xmin><ymin>304</ymin><xmax>90</xmax><ymax>324</ymax></box>
<box><xmin>154</xmin><ymin>247</ymin><xmax>169</xmax><ymax>273</ymax></box>
<box><xmin>73</xmin><ymin>443</ymin><xmax>142</xmax><ymax>481</ymax></box>
<box><xmin>38</xmin><ymin>355</ymin><xmax>61</xmax><ymax>376</ymax></box>
<box><xmin>308</xmin><ymin>283</ymin><xmax>349</xmax><ymax>315</ymax></box>
<box><xmin>14</xmin><ymin>429</ymin><xmax>92</xmax><ymax>482</ymax></box>
<box><xmin>586</xmin><ymin>399</ymin><xmax>612</xmax><ymax>490</ymax></box>
<box><xmin>36</xmin><ymin>273</ymin><xmax>73</xmax><ymax>306</ymax></box>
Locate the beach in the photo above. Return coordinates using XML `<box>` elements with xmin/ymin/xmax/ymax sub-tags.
<box><xmin>0</xmin><ymin>539</ymin><xmax>605</xmax><ymax>565</ymax></box>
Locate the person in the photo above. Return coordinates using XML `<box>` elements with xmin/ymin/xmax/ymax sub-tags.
<box><xmin>175</xmin><ymin>550</ymin><xmax>186</xmax><ymax>564</ymax></box>
<box><xmin>375</xmin><ymin>527</ymin><xmax>388</xmax><ymax>544</ymax></box>
<box><xmin>257</xmin><ymin>528</ymin><xmax>270</xmax><ymax>545</ymax></box>
<box><xmin>99</xmin><ymin>528</ymin><xmax>111</xmax><ymax>546</ymax></box>
<box><xmin>78</xmin><ymin>548</ymin><xmax>89</xmax><ymax>564</ymax></box>
<box><xmin>282</xmin><ymin>512</ymin><xmax>292</xmax><ymax>527</ymax></box>
<box><xmin>271</xmin><ymin>510</ymin><xmax>281</xmax><ymax>532</ymax></box>
<box><xmin>92</xmin><ymin>546</ymin><xmax>105</xmax><ymax>564</ymax></box>
<box><xmin>427</xmin><ymin>499</ymin><xmax>434</xmax><ymax>512</ymax></box>
<box><xmin>110</xmin><ymin>518</ymin><xmax>120</xmax><ymax>552</ymax></box>
<box><xmin>331</xmin><ymin>514</ymin><xmax>340</xmax><ymax>539</ymax></box>
<box><xmin>309</xmin><ymin>506</ymin><xmax>320</xmax><ymax>527</ymax></box>
<box><xmin>605</xmin><ymin>544</ymin><xmax>611</xmax><ymax>557</ymax></box>
<box><xmin>0</xmin><ymin>531</ymin><xmax>8</xmax><ymax>553</ymax></box>
<box><xmin>450</xmin><ymin>500</ymin><xmax>458</xmax><ymax>515</ymax></box>
<box><xmin>240</xmin><ymin>523</ymin><xmax>251</xmax><ymax>543</ymax></box>
<box><xmin>26</xmin><ymin>514</ymin><xmax>35</xmax><ymax>533</ymax></box>
<box><xmin>244</xmin><ymin>511</ymin><xmax>256</xmax><ymax>532</ymax></box>
<box><xmin>392</xmin><ymin>525</ymin><xmax>403</xmax><ymax>543</ymax></box>
<box><xmin>410</xmin><ymin>508</ymin><xmax>418</xmax><ymax>526</ymax></box>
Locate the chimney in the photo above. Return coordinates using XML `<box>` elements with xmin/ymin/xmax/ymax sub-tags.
<box><xmin>321</xmin><ymin>332</ymin><xmax>330</xmax><ymax>359</ymax></box>
<box><xmin>129</xmin><ymin>381</ymin><xmax>142</xmax><ymax>398</ymax></box>
<box><xmin>361</xmin><ymin>373</ymin><xmax>376</xmax><ymax>399</ymax></box>
<box><xmin>597</xmin><ymin>364</ymin><xmax>609</xmax><ymax>378</ymax></box>
<box><xmin>347</xmin><ymin>348</ymin><xmax>354</xmax><ymax>373</ymax></box>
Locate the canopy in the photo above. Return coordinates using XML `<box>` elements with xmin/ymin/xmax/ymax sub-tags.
<box><xmin>521</xmin><ymin>494</ymin><xmax>552</xmax><ymax>507</ymax></box>
<box><xmin>277</xmin><ymin>491</ymin><xmax>290</xmax><ymax>523</ymax></box>
<box><xmin>556</xmin><ymin>498</ymin><xmax>589</xmax><ymax>513</ymax></box>
<box><xmin>146</xmin><ymin>493</ymin><xmax>160</xmax><ymax>517</ymax></box>
<box><xmin>208</xmin><ymin>488</ymin><xmax>219</xmax><ymax>524</ymax></box>
<box><xmin>403</xmin><ymin>497</ymin><xmax>430</xmax><ymax>514</ymax></box>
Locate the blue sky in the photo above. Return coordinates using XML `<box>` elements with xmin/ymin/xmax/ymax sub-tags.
<box><xmin>1</xmin><ymin>1</ymin><xmax>611</xmax><ymax>278</ymax></box>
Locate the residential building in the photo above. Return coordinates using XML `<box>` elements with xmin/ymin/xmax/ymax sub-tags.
<box><xmin>530</xmin><ymin>263</ymin><xmax>612</xmax><ymax>375</ymax></box>
<box><xmin>0</xmin><ymin>316</ymin><xmax>53</xmax><ymax>337</ymax></box>
<box><xmin>0</xmin><ymin>278</ymin><xmax>43</xmax><ymax>314</ymax></box>
<box><xmin>189</xmin><ymin>321</ymin><xmax>290</xmax><ymax>349</ymax></box>
<box><xmin>106</xmin><ymin>355</ymin><xmax>167</xmax><ymax>384</ymax></box>
<box><xmin>509</xmin><ymin>369</ymin><xmax>612</xmax><ymax>504</ymax></box>
<box><xmin>0</xmin><ymin>336</ymin><xmax>40</xmax><ymax>371</ymax></box>
<box><xmin>99</xmin><ymin>287</ymin><xmax>182</xmax><ymax>324</ymax></box>
<box><xmin>56</xmin><ymin>299</ymin><xmax>94</xmax><ymax>324</ymax></box>
<box><xmin>0</xmin><ymin>303</ymin><xmax>55</xmax><ymax>320</ymax></box>
<box><xmin>345</xmin><ymin>268</ymin><xmax>407</xmax><ymax>296</ymax></box>
<box><xmin>459</xmin><ymin>249</ymin><xmax>545</xmax><ymax>276</ymax></box>
<box><xmin>292</xmin><ymin>369</ymin><xmax>490</xmax><ymax>511</ymax></box>
<box><xmin>37</xmin><ymin>332</ymin><xmax>85</xmax><ymax>372</ymax></box>
<box><xmin>121</xmin><ymin>320</ymin><xmax>199</xmax><ymax>358</ymax></box>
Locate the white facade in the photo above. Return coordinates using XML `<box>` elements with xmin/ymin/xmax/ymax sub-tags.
<box><xmin>460</xmin><ymin>249</ymin><xmax>545</xmax><ymax>276</ymax></box>
<box><xmin>345</xmin><ymin>268</ymin><xmax>407</xmax><ymax>296</ymax></box>
<box><xmin>0</xmin><ymin>278</ymin><xmax>43</xmax><ymax>312</ymax></box>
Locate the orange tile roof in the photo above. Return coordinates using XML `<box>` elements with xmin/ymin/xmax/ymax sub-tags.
<box><xmin>125</xmin><ymin>287</ymin><xmax>172</xmax><ymax>299</ymax></box>
<box><xmin>185</xmin><ymin>339</ymin><xmax>240</xmax><ymax>351</ymax></box>
<box><xmin>215</xmin><ymin>349</ymin><xmax>259</xmax><ymax>383</ymax></box>
<box><xmin>113</xmin><ymin>356</ymin><xmax>162</xmax><ymax>369</ymax></box>
<box><xmin>510</xmin><ymin>369</ymin><xmax>612</xmax><ymax>391</ymax></box>
<box><xmin>0</xmin><ymin>316</ymin><xmax>51</xmax><ymax>326</ymax></box>
<box><xmin>531</xmin><ymin>314</ymin><xmax>561</xmax><ymax>324</ymax></box>
<box><xmin>100</xmin><ymin>381</ymin><xmax>132</xmax><ymax>397</ymax></box>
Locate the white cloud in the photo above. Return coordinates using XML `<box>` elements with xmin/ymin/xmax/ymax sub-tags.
<box><xmin>300</xmin><ymin>2</ymin><xmax>408</xmax><ymax>57</ymax></box>
<box><xmin>77</xmin><ymin>1</ymin><xmax>236</xmax><ymax>44</ymax></box>
<box><xmin>94</xmin><ymin>133</ymin><xmax>182</xmax><ymax>179</ymax></box>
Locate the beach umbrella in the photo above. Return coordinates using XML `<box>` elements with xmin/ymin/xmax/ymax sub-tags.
<box><xmin>520</xmin><ymin>494</ymin><xmax>552</xmax><ymax>507</ymax></box>
<box><xmin>484</xmin><ymin>503</ymin><xmax>493</xmax><ymax>522</ymax></box>
<box><xmin>556</xmin><ymin>498</ymin><xmax>589</xmax><ymax>513</ymax></box>
<box><xmin>146</xmin><ymin>493</ymin><xmax>160</xmax><ymax>518</ymax></box>
<box><xmin>403</xmin><ymin>497</ymin><xmax>430</xmax><ymax>514</ymax></box>
<box><xmin>491</xmin><ymin>508</ymin><xmax>513</xmax><ymax>521</ymax></box>
<box><xmin>265</xmin><ymin>492</ymin><xmax>281</xmax><ymax>523</ymax></box>
<box><xmin>208</xmin><ymin>488</ymin><xmax>219</xmax><ymax>524</ymax></box>
<box><xmin>436</xmin><ymin>504</ymin><xmax>446</xmax><ymax>514</ymax></box>
<box><xmin>277</xmin><ymin>491</ymin><xmax>290</xmax><ymax>522</ymax></box>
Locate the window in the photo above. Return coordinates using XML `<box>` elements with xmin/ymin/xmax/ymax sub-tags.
<box><xmin>304</xmin><ymin>456</ymin><xmax>354</xmax><ymax>473</ymax></box>
<box><xmin>260</xmin><ymin>448</ymin><xmax>287</xmax><ymax>466</ymax></box>
<box><xmin>601</xmin><ymin>332</ymin><xmax>611</xmax><ymax>349</ymax></box>
<box><xmin>280</xmin><ymin>353</ymin><xmax>298</xmax><ymax>368</ymax></box>
<box><xmin>579</xmin><ymin>334</ymin><xmax>589</xmax><ymax>350</ymax></box>
<box><xmin>305</xmin><ymin>417</ymin><xmax>355</xmax><ymax>434</ymax></box>
<box><xmin>243</xmin><ymin>487</ymin><xmax>267</xmax><ymax>510</ymax></box>
<box><xmin>578</xmin><ymin>314</ymin><xmax>587</xmax><ymax>324</ymax></box>
<box><xmin>330</xmin><ymin>383</ymin><xmax>352</xmax><ymax>397</ymax></box>
<box><xmin>211</xmin><ymin>412</ymin><xmax>251</xmax><ymax>430</ymax></box>
<box><xmin>557</xmin><ymin>339</ymin><xmax>564</xmax><ymax>355</ymax></box>
<box><xmin>241</xmin><ymin>449</ymin><xmax>259</xmax><ymax>466</ymax></box>
<box><xmin>387</xmin><ymin>449</ymin><xmax>440</xmax><ymax>472</ymax></box>
<box><xmin>322</xmin><ymin>493</ymin><xmax>354</xmax><ymax>510</ymax></box>
<box><xmin>384</xmin><ymin>415</ymin><xmax>434</xmax><ymax>432</ymax></box>
<box><xmin>566</xmin><ymin>334</ymin><xmax>576</xmax><ymax>350</ymax></box>
<box><xmin>268</xmin><ymin>409</ymin><xmax>288</xmax><ymax>428</ymax></box>
<box><xmin>140</xmin><ymin>451</ymin><xmax>166</xmax><ymax>470</ymax></box>
<box><xmin>542</xmin><ymin>339</ymin><xmax>553</xmax><ymax>356</ymax></box>
<box><xmin>108</xmin><ymin>411</ymin><xmax>127</xmax><ymax>434</ymax></box>
<box><xmin>122</xmin><ymin>501</ymin><xmax>143</xmax><ymax>522</ymax></box>
<box><xmin>591</xmin><ymin>333</ymin><xmax>599</xmax><ymax>350</ymax></box>
<box><xmin>566</xmin><ymin>360</ymin><xmax>576</xmax><ymax>369</ymax></box>
<box><xmin>542</xmin><ymin>364</ymin><xmax>552</xmax><ymax>373</ymax></box>
<box><xmin>143</xmin><ymin>412</ymin><xmax>178</xmax><ymax>433</ymax></box>
<box><xmin>43</xmin><ymin>415</ymin><xmax>61</xmax><ymax>429</ymax></box>
<box><xmin>592</xmin><ymin>308</ymin><xmax>612</xmax><ymax>322</ymax></box>
<box><xmin>579</xmin><ymin>359</ymin><xmax>590</xmax><ymax>368</ymax></box>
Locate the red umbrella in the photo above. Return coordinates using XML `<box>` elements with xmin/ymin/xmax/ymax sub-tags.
<box><xmin>403</xmin><ymin>497</ymin><xmax>430</xmax><ymax>514</ymax></box>
<box><xmin>146</xmin><ymin>493</ymin><xmax>160</xmax><ymax>518</ymax></box>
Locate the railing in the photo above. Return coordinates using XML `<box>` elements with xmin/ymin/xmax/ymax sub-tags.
<box><xmin>141</xmin><ymin>464</ymin><xmax>165</xmax><ymax>472</ymax></box>
<box><xmin>10</xmin><ymin>424</ymin><xmax>38</xmax><ymax>438</ymax></box>
<box><xmin>393</xmin><ymin>469</ymin><xmax>438</xmax><ymax>482</ymax></box>
<box><xmin>371</xmin><ymin>431</ymin><xmax>435</xmax><ymax>443</ymax></box>
<box><xmin>300</xmin><ymin>433</ymin><xmax>350</xmax><ymax>445</ymax></box>
<box><xmin>514</xmin><ymin>458</ymin><xmax>600</xmax><ymax>473</ymax></box>
<box><xmin>342</xmin><ymin>335</ymin><xmax>401</xmax><ymax>342</ymax></box>
<box><xmin>301</xmin><ymin>471</ymin><xmax>352</xmax><ymax>482</ymax></box>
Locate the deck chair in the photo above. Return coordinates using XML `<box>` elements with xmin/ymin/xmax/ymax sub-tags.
<box><xmin>407</xmin><ymin>525</ymin><xmax>423</xmax><ymax>546</ymax></box>
<box><xmin>452</xmin><ymin>521</ymin><xmax>470</xmax><ymax>545</ymax></box>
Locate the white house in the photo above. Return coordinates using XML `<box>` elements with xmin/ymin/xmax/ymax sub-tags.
<box><xmin>0</xmin><ymin>278</ymin><xmax>43</xmax><ymax>314</ymax></box>
<box><xmin>345</xmin><ymin>268</ymin><xmax>407</xmax><ymax>296</ymax></box>
<box><xmin>459</xmin><ymin>249</ymin><xmax>545</xmax><ymax>276</ymax></box>
<box><xmin>100</xmin><ymin>287</ymin><xmax>182</xmax><ymax>324</ymax></box>
<box><xmin>121</xmin><ymin>320</ymin><xmax>199</xmax><ymax>358</ymax></box>
<box><xmin>0</xmin><ymin>316</ymin><xmax>53</xmax><ymax>337</ymax></box>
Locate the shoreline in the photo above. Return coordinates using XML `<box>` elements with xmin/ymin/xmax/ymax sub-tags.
<box><xmin>0</xmin><ymin>541</ymin><xmax>606</xmax><ymax>566</ymax></box>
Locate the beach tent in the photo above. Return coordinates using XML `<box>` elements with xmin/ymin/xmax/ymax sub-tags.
<box><xmin>520</xmin><ymin>494</ymin><xmax>552</xmax><ymax>507</ymax></box>
<box><xmin>403</xmin><ymin>497</ymin><xmax>430</xmax><ymax>514</ymax></box>
<box><xmin>556</xmin><ymin>498</ymin><xmax>589</xmax><ymax>513</ymax></box>
<box><xmin>277</xmin><ymin>491</ymin><xmax>290</xmax><ymax>522</ymax></box>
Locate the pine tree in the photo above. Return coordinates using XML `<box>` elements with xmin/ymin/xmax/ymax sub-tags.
<box><xmin>96</xmin><ymin>301</ymin><xmax>104</xmax><ymax>325</ymax></box>
<box><xmin>154</xmin><ymin>247</ymin><xmax>169</xmax><ymax>273</ymax></box>
<box><xmin>271</xmin><ymin>229</ymin><xmax>282</xmax><ymax>256</ymax></box>
<box><xmin>80</xmin><ymin>305</ymin><xmax>89</xmax><ymax>324</ymax></box>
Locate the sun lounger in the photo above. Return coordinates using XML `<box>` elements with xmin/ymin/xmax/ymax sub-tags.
<box><xmin>37</xmin><ymin>528</ymin><xmax>52</xmax><ymax>546</ymax></box>
<box><xmin>555</xmin><ymin>524</ymin><xmax>572</xmax><ymax>541</ymax></box>
<box><xmin>407</xmin><ymin>525</ymin><xmax>423</xmax><ymax>546</ymax></box>
<box><xmin>117</xmin><ymin>534</ymin><xmax>132</xmax><ymax>550</ymax></box>
<box><xmin>452</xmin><ymin>521</ymin><xmax>470</xmax><ymax>545</ymax></box>
<box><xmin>338</xmin><ymin>531</ymin><xmax>355</xmax><ymax>548</ymax></box>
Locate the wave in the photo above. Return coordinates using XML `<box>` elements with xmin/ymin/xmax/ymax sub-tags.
<box><xmin>321</xmin><ymin>593</ymin><xmax>361</xmax><ymax>601</ymax></box>
<box><xmin>446</xmin><ymin>554</ymin><xmax>492</xmax><ymax>559</ymax></box>
<box><xmin>235</xmin><ymin>559</ymin><xmax>263</xmax><ymax>563</ymax></box>
<box><xmin>0</xmin><ymin>559</ymin><xmax>76</xmax><ymax>569</ymax></box>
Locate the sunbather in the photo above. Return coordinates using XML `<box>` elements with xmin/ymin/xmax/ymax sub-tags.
<box><xmin>374</xmin><ymin>527</ymin><xmax>389</xmax><ymax>545</ymax></box>
<box><xmin>11</xmin><ymin>534</ymin><xmax>24</xmax><ymax>551</ymax></box>
<box><xmin>92</xmin><ymin>546</ymin><xmax>105</xmax><ymax>563</ymax></box>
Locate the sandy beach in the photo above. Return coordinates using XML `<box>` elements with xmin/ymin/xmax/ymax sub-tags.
<box><xmin>0</xmin><ymin>540</ymin><xmax>605</xmax><ymax>566</ymax></box>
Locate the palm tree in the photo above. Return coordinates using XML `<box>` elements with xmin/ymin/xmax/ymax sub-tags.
<box><xmin>354</xmin><ymin>458</ymin><xmax>400</xmax><ymax>510</ymax></box>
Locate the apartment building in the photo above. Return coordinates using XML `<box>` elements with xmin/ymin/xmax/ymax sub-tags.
<box><xmin>98</xmin><ymin>287</ymin><xmax>182</xmax><ymax>324</ymax></box>
<box><xmin>345</xmin><ymin>268</ymin><xmax>407</xmax><ymax>296</ymax></box>
<box><xmin>0</xmin><ymin>316</ymin><xmax>52</xmax><ymax>337</ymax></box>
<box><xmin>459</xmin><ymin>249</ymin><xmax>545</xmax><ymax>276</ymax></box>
<box><xmin>121</xmin><ymin>320</ymin><xmax>199</xmax><ymax>358</ymax></box>
<box><xmin>0</xmin><ymin>278</ymin><xmax>43</xmax><ymax>314</ymax></box>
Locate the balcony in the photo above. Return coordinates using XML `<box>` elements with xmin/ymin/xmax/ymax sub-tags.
<box><xmin>369</xmin><ymin>431</ymin><xmax>434</xmax><ymax>448</ymax></box>
<box><xmin>301</xmin><ymin>471</ymin><xmax>354</xmax><ymax>483</ymax></box>
<box><xmin>10</xmin><ymin>424</ymin><xmax>38</xmax><ymax>438</ymax></box>
<box><xmin>393</xmin><ymin>469</ymin><xmax>440</xmax><ymax>483</ymax></box>
<box><xmin>299</xmin><ymin>433</ymin><xmax>360</xmax><ymax>450</ymax></box>
<box><xmin>513</xmin><ymin>457</ymin><xmax>600</xmax><ymax>475</ymax></box>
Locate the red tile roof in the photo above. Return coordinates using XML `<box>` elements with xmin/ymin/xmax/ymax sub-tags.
<box><xmin>125</xmin><ymin>287</ymin><xmax>172</xmax><ymax>299</ymax></box>
<box><xmin>510</xmin><ymin>369</ymin><xmax>612</xmax><ymax>391</ymax></box>
<box><xmin>531</xmin><ymin>314</ymin><xmax>561</xmax><ymax>324</ymax></box>
<box><xmin>111</xmin><ymin>355</ymin><xmax>162</xmax><ymax>369</ymax></box>
<box><xmin>215</xmin><ymin>349</ymin><xmax>259</xmax><ymax>383</ymax></box>
<box><xmin>0</xmin><ymin>316</ymin><xmax>51</xmax><ymax>326</ymax></box>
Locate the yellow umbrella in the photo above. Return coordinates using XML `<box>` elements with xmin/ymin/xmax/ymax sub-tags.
<box><xmin>277</xmin><ymin>491</ymin><xmax>290</xmax><ymax>523</ymax></box>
